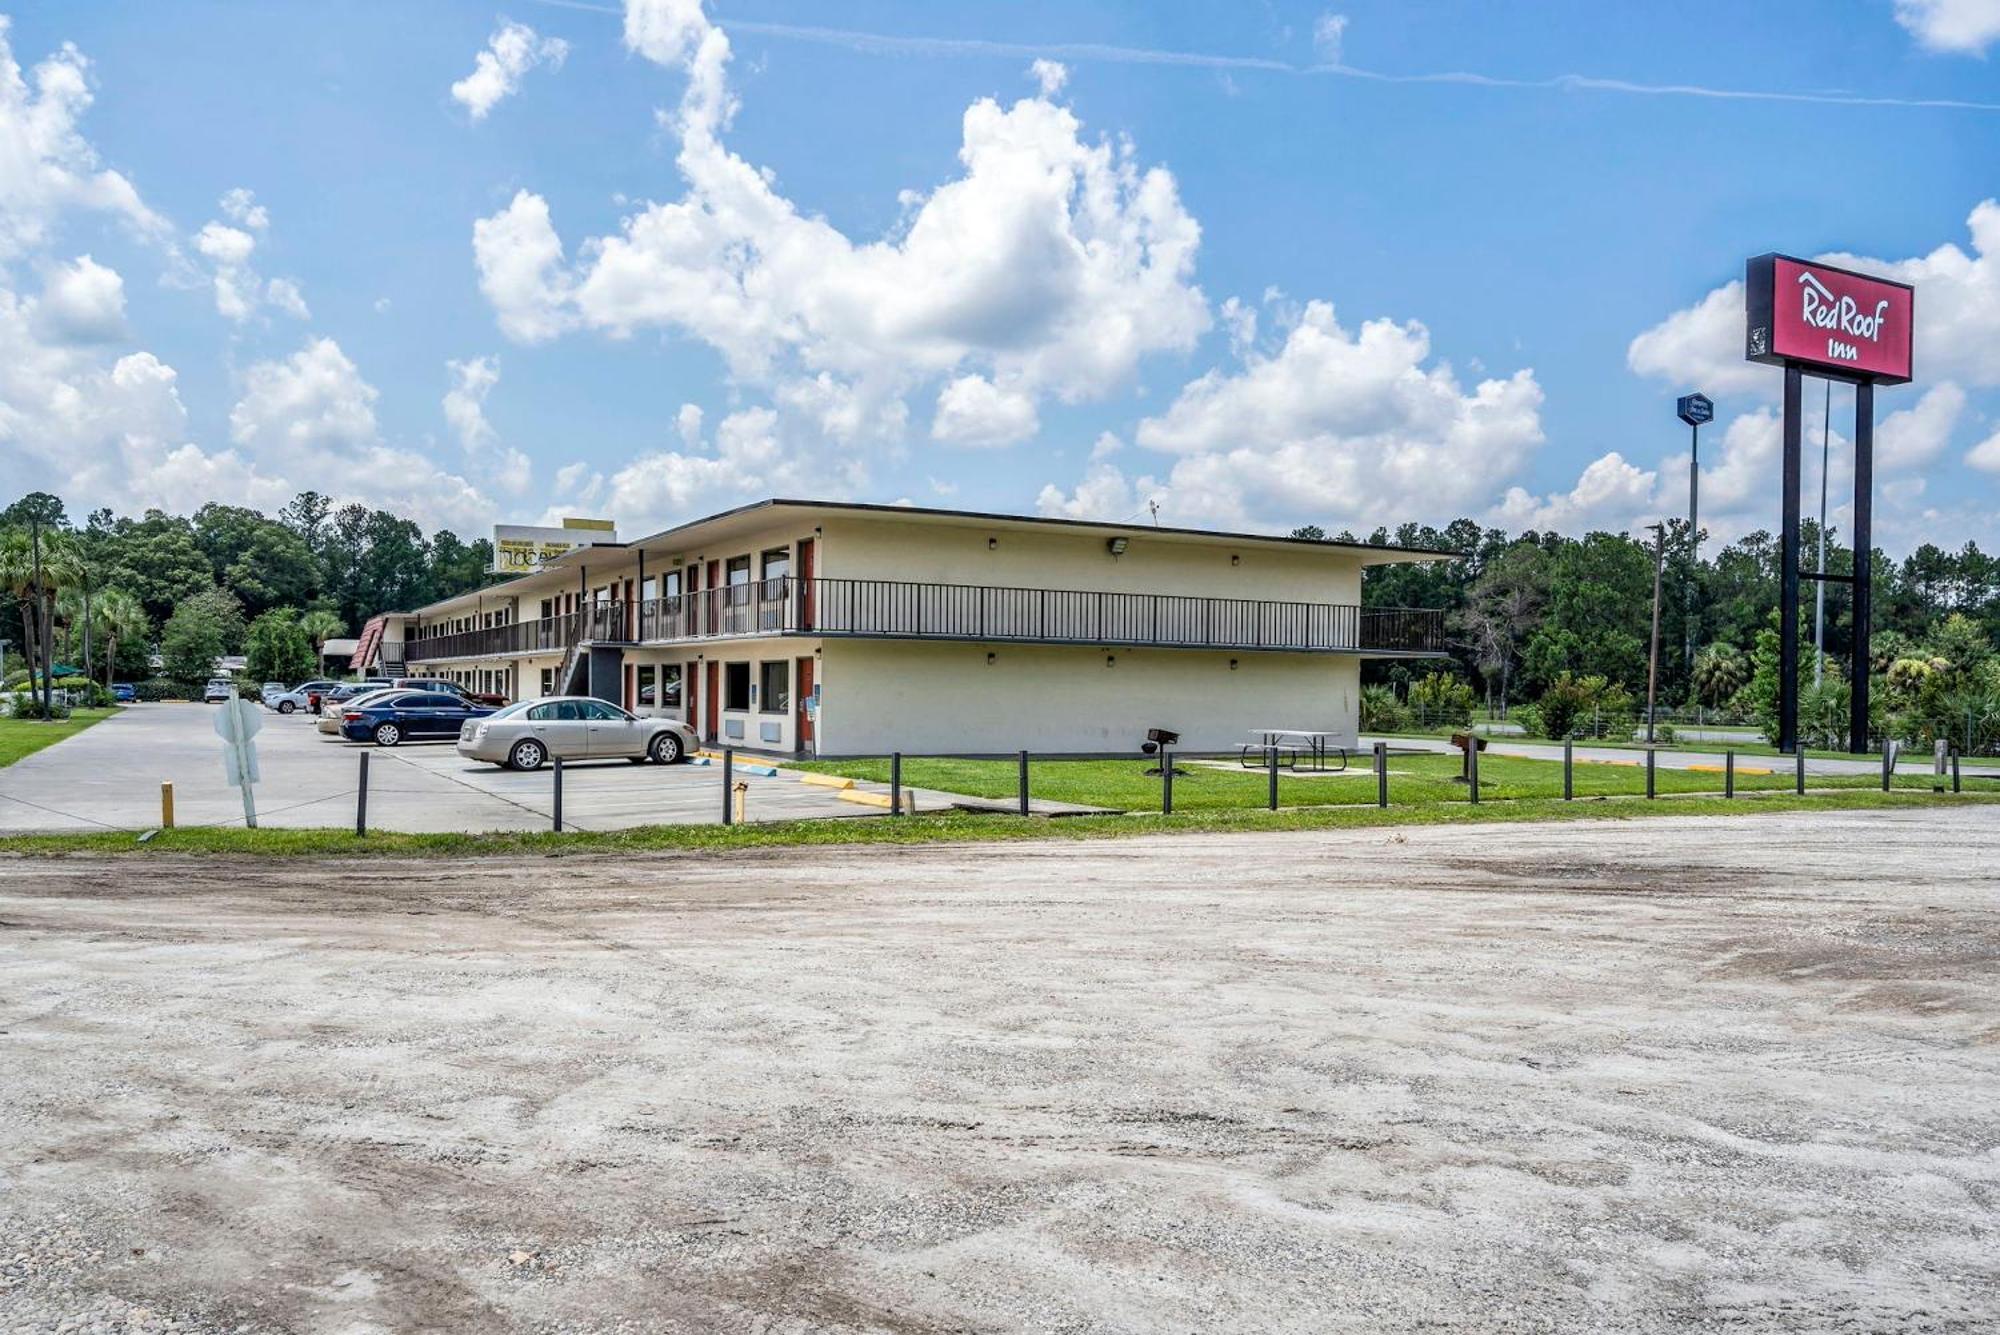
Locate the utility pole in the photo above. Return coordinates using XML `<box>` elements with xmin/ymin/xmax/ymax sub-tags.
<box><xmin>1645</xmin><ymin>521</ymin><xmax>1666</xmax><ymax>745</ymax></box>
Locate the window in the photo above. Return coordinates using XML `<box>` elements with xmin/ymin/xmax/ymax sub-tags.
<box><xmin>540</xmin><ymin>668</ymin><xmax>554</xmax><ymax>696</ymax></box>
<box><xmin>726</xmin><ymin>555</ymin><xmax>752</xmax><ymax>605</ymax></box>
<box><xmin>528</xmin><ymin>702</ymin><xmax>560</xmax><ymax>722</ymax></box>
<box><xmin>760</xmin><ymin>546</ymin><xmax>790</xmax><ymax>585</ymax></box>
<box><xmin>759</xmin><ymin>660</ymin><xmax>789</xmax><ymax>714</ymax></box>
<box><xmin>661</xmin><ymin>663</ymin><xmax>682</xmax><ymax>709</ymax></box>
<box><xmin>724</xmin><ymin>661</ymin><xmax>751</xmax><ymax>711</ymax></box>
<box><xmin>637</xmin><ymin>665</ymin><xmax>657</xmax><ymax>708</ymax></box>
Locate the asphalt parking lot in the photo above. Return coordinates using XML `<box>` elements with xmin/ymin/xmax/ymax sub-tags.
<box><xmin>0</xmin><ymin>702</ymin><xmax>890</xmax><ymax>834</ymax></box>
<box><xmin>0</xmin><ymin>807</ymin><xmax>1994</xmax><ymax>1332</ymax></box>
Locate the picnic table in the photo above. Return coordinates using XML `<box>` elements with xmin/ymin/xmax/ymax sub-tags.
<box><xmin>1241</xmin><ymin>729</ymin><xmax>1349</xmax><ymax>773</ymax></box>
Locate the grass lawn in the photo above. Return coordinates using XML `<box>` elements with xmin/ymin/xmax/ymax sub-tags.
<box><xmin>0</xmin><ymin>787</ymin><xmax>1991</xmax><ymax>859</ymax></box>
<box><xmin>787</xmin><ymin>750</ymin><xmax>1947</xmax><ymax>811</ymax></box>
<box><xmin>0</xmin><ymin>707</ymin><xmax>117</xmax><ymax>768</ymax></box>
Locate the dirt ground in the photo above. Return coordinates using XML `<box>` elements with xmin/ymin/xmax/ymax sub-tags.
<box><xmin>2</xmin><ymin>808</ymin><xmax>1996</xmax><ymax>1334</ymax></box>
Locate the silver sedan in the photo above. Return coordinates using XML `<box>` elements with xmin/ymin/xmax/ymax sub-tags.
<box><xmin>456</xmin><ymin>695</ymin><xmax>697</xmax><ymax>770</ymax></box>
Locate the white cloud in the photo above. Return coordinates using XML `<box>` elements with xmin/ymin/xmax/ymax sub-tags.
<box><xmin>35</xmin><ymin>253</ymin><xmax>124</xmax><ymax>341</ymax></box>
<box><xmin>0</xmin><ymin>18</ymin><xmax>168</xmax><ymax>261</ymax></box>
<box><xmin>193</xmin><ymin>192</ymin><xmax>307</xmax><ymax>323</ymax></box>
<box><xmin>443</xmin><ymin>355</ymin><xmax>531</xmax><ymax>495</ymax></box>
<box><xmin>451</xmin><ymin>19</ymin><xmax>569</xmax><ymax>121</ymax></box>
<box><xmin>1967</xmin><ymin>424</ymin><xmax>2000</xmax><ymax>472</ymax></box>
<box><xmin>1312</xmin><ymin>13</ymin><xmax>1349</xmax><ymax>63</ymax></box>
<box><xmin>1876</xmin><ymin>381</ymin><xmax>1966</xmax><ymax>470</ymax></box>
<box><xmin>474</xmin><ymin>0</ymin><xmax>1208</xmax><ymax>501</ymax></box>
<box><xmin>1894</xmin><ymin>0</ymin><xmax>2000</xmax><ymax>54</ymax></box>
<box><xmin>1029</xmin><ymin>58</ymin><xmax>1067</xmax><ymax>96</ymax></box>
<box><xmin>931</xmin><ymin>373</ymin><xmax>1038</xmax><ymax>447</ymax></box>
<box><xmin>1120</xmin><ymin>299</ymin><xmax>1544</xmax><ymax>529</ymax></box>
<box><xmin>1629</xmin><ymin>200</ymin><xmax>2000</xmax><ymax>397</ymax></box>
<box><xmin>1036</xmin><ymin>460</ymin><xmax>1151</xmax><ymax>521</ymax></box>
<box><xmin>1490</xmin><ymin>451</ymin><xmax>1660</xmax><ymax>533</ymax></box>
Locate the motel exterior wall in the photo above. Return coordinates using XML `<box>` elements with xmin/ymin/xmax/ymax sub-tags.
<box><xmin>392</xmin><ymin>501</ymin><xmax>1444</xmax><ymax>758</ymax></box>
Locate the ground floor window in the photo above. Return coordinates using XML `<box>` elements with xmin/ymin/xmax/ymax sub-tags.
<box><xmin>724</xmin><ymin>661</ymin><xmax>751</xmax><ymax>711</ymax></box>
<box><xmin>661</xmin><ymin>663</ymin><xmax>682</xmax><ymax>710</ymax></box>
<box><xmin>540</xmin><ymin>667</ymin><xmax>554</xmax><ymax>696</ymax></box>
<box><xmin>759</xmin><ymin>660</ymin><xmax>789</xmax><ymax>713</ymax></box>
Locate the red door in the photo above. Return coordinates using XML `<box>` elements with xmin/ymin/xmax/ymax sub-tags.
<box><xmin>686</xmin><ymin>660</ymin><xmax>699</xmax><ymax>737</ymax></box>
<box><xmin>705</xmin><ymin>660</ymin><xmax>720</xmax><ymax>743</ymax></box>
<box><xmin>795</xmin><ymin>656</ymin><xmax>814</xmax><ymax>753</ymax></box>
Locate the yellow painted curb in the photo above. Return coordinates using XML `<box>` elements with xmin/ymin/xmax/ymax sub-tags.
<box><xmin>798</xmin><ymin>771</ymin><xmax>855</xmax><ymax>790</ymax></box>
<box><xmin>1577</xmin><ymin>758</ymin><xmax>1642</xmax><ymax>768</ymax></box>
<box><xmin>1688</xmin><ymin>763</ymin><xmax>1773</xmax><ymax>775</ymax></box>
<box><xmin>837</xmin><ymin>788</ymin><xmax>894</xmax><ymax>809</ymax></box>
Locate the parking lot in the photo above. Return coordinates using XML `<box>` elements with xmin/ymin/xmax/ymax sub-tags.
<box><xmin>2</xmin><ymin>807</ymin><xmax>1995</xmax><ymax>1331</ymax></box>
<box><xmin>0</xmin><ymin>702</ymin><xmax>900</xmax><ymax>834</ymax></box>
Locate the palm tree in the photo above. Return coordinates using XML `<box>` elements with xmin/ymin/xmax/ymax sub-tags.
<box><xmin>92</xmin><ymin>589</ymin><xmax>149</xmax><ymax>689</ymax></box>
<box><xmin>0</xmin><ymin>528</ymin><xmax>39</xmax><ymax>681</ymax></box>
<box><xmin>300</xmin><ymin>609</ymin><xmax>344</xmax><ymax>667</ymax></box>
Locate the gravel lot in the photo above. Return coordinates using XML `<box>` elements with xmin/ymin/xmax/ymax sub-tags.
<box><xmin>2</xmin><ymin>807</ymin><xmax>1996</xmax><ymax>1333</ymax></box>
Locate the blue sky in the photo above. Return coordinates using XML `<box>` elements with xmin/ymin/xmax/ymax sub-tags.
<box><xmin>3</xmin><ymin>0</ymin><xmax>1999</xmax><ymax>553</ymax></box>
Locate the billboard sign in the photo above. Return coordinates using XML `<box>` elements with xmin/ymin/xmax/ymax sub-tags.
<box><xmin>492</xmin><ymin>517</ymin><xmax>618</xmax><ymax>574</ymax></box>
<box><xmin>1675</xmin><ymin>392</ymin><xmax>1713</xmax><ymax>427</ymax></box>
<box><xmin>1745</xmin><ymin>253</ymin><xmax>1913</xmax><ymax>385</ymax></box>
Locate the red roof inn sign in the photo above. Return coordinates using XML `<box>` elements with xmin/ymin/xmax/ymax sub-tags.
<box><xmin>1746</xmin><ymin>254</ymin><xmax>1914</xmax><ymax>385</ymax></box>
<box><xmin>1743</xmin><ymin>252</ymin><xmax>1916</xmax><ymax>757</ymax></box>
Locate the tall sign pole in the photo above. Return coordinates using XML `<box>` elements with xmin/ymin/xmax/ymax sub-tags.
<box><xmin>1745</xmin><ymin>253</ymin><xmax>1913</xmax><ymax>755</ymax></box>
<box><xmin>1676</xmin><ymin>392</ymin><xmax>1713</xmax><ymax>672</ymax></box>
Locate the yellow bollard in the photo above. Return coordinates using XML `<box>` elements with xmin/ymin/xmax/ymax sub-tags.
<box><xmin>732</xmin><ymin>780</ymin><xmax>748</xmax><ymax>824</ymax></box>
<box><xmin>160</xmin><ymin>781</ymin><xmax>175</xmax><ymax>829</ymax></box>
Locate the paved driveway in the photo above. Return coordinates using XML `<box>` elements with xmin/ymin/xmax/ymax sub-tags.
<box><xmin>0</xmin><ymin>703</ymin><xmax>882</xmax><ymax>834</ymax></box>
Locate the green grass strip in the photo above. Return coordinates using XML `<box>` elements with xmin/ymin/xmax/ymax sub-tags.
<box><xmin>0</xmin><ymin>708</ymin><xmax>118</xmax><ymax>769</ymax></box>
<box><xmin>1</xmin><ymin>788</ymin><xmax>1990</xmax><ymax>860</ymax></box>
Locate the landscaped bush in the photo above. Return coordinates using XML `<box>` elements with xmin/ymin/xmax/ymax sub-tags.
<box><xmin>1533</xmin><ymin>673</ymin><xmax>1633</xmax><ymax>740</ymax></box>
<box><xmin>5</xmin><ymin>690</ymin><xmax>72</xmax><ymax>720</ymax></box>
<box><xmin>1407</xmin><ymin>672</ymin><xmax>1475</xmax><ymax>728</ymax></box>
<box><xmin>131</xmin><ymin>679</ymin><xmax>181</xmax><ymax>702</ymax></box>
<box><xmin>1509</xmin><ymin>702</ymin><xmax>1544</xmax><ymax>738</ymax></box>
<box><xmin>1360</xmin><ymin>684</ymin><xmax>1412</xmax><ymax>733</ymax></box>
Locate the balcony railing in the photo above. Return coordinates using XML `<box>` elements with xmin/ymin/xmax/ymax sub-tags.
<box><xmin>408</xmin><ymin>577</ymin><xmax>1445</xmax><ymax>661</ymax></box>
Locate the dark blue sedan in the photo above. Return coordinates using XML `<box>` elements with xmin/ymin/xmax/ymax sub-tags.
<box><xmin>112</xmin><ymin>683</ymin><xmax>137</xmax><ymax>703</ymax></box>
<box><xmin>339</xmin><ymin>690</ymin><xmax>496</xmax><ymax>746</ymax></box>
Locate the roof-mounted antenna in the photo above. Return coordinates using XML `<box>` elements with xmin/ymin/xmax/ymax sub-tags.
<box><xmin>1148</xmin><ymin>499</ymin><xmax>1161</xmax><ymax>527</ymax></box>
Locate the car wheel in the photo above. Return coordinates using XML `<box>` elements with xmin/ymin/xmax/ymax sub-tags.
<box><xmin>509</xmin><ymin>739</ymin><xmax>546</xmax><ymax>771</ymax></box>
<box><xmin>649</xmin><ymin>731</ymin><xmax>684</xmax><ymax>764</ymax></box>
<box><xmin>373</xmin><ymin>721</ymin><xmax>402</xmax><ymax>747</ymax></box>
<box><xmin>278</xmin><ymin>700</ymin><xmax>296</xmax><ymax>714</ymax></box>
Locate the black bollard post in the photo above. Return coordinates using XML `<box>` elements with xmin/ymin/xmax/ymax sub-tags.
<box><xmin>1267</xmin><ymin>745</ymin><xmax>1279</xmax><ymax>811</ymax></box>
<box><xmin>1374</xmin><ymin>741</ymin><xmax>1388</xmax><ymax>808</ymax></box>
<box><xmin>1795</xmin><ymin>747</ymin><xmax>1806</xmax><ymax>796</ymax></box>
<box><xmin>1018</xmin><ymin>749</ymin><xmax>1030</xmax><ymax>817</ymax></box>
<box><xmin>1881</xmin><ymin>740</ymin><xmax>1895</xmax><ymax>793</ymax></box>
<box><xmin>890</xmin><ymin>751</ymin><xmax>902</xmax><ymax>816</ymax></box>
<box><xmin>1725</xmin><ymin>749</ymin><xmax>1735</xmax><ymax>799</ymax></box>
<box><xmin>1161</xmin><ymin>749</ymin><xmax>1173</xmax><ymax>815</ymax></box>
<box><xmin>1645</xmin><ymin>747</ymin><xmax>1656</xmax><ymax>799</ymax></box>
<box><xmin>1468</xmin><ymin>739</ymin><xmax>1480</xmax><ymax>804</ymax></box>
<box><xmin>1563</xmin><ymin>738</ymin><xmax>1573</xmax><ymax>801</ymax></box>
<box><xmin>355</xmin><ymin>751</ymin><xmax>370</xmax><ymax>837</ymax></box>
<box><xmin>720</xmin><ymin>748</ymin><xmax>732</xmax><ymax>825</ymax></box>
<box><xmin>553</xmin><ymin>755</ymin><xmax>564</xmax><ymax>832</ymax></box>
<box><xmin>1953</xmin><ymin>750</ymin><xmax>1962</xmax><ymax>794</ymax></box>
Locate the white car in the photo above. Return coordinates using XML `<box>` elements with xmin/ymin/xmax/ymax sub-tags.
<box><xmin>456</xmin><ymin>696</ymin><xmax>697</xmax><ymax>769</ymax></box>
<box><xmin>267</xmin><ymin>679</ymin><xmax>337</xmax><ymax>715</ymax></box>
<box><xmin>203</xmin><ymin>679</ymin><xmax>234</xmax><ymax>703</ymax></box>
<box><xmin>259</xmin><ymin>681</ymin><xmax>286</xmax><ymax>705</ymax></box>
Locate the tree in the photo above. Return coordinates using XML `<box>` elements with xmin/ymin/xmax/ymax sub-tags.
<box><xmin>0</xmin><ymin>492</ymin><xmax>68</xmax><ymax>529</ymax></box>
<box><xmin>244</xmin><ymin>609</ymin><xmax>317</xmax><ymax>685</ymax></box>
<box><xmin>300</xmin><ymin>608</ymin><xmax>345</xmax><ymax>661</ymax></box>
<box><xmin>160</xmin><ymin>597</ymin><xmax>229</xmax><ymax>686</ymax></box>
<box><xmin>90</xmin><ymin>589</ymin><xmax>149</xmax><ymax>687</ymax></box>
<box><xmin>1451</xmin><ymin>543</ymin><xmax>1547</xmax><ymax>712</ymax></box>
<box><xmin>1520</xmin><ymin>532</ymin><xmax>1653</xmax><ymax>695</ymax></box>
<box><xmin>1691</xmin><ymin>643</ymin><xmax>1750</xmax><ymax>709</ymax></box>
<box><xmin>110</xmin><ymin>512</ymin><xmax>213</xmax><ymax>625</ymax></box>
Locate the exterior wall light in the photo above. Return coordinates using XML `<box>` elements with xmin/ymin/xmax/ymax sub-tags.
<box><xmin>988</xmin><ymin>536</ymin><xmax>998</xmax><ymax>550</ymax></box>
<box><xmin>1229</xmin><ymin>658</ymin><xmax>1239</xmax><ymax>670</ymax></box>
<box><xmin>1230</xmin><ymin>553</ymin><xmax>1240</xmax><ymax>566</ymax></box>
<box><xmin>1106</xmin><ymin>654</ymin><xmax>1116</xmax><ymax>667</ymax></box>
<box><xmin>1106</xmin><ymin>536</ymin><xmax>1129</xmax><ymax>556</ymax></box>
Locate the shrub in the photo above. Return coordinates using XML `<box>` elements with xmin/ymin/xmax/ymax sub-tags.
<box><xmin>1407</xmin><ymin>672</ymin><xmax>1475</xmax><ymax>728</ymax></box>
<box><xmin>1509</xmin><ymin>702</ymin><xmax>1544</xmax><ymax>738</ymax></box>
<box><xmin>131</xmin><ymin>679</ymin><xmax>180</xmax><ymax>702</ymax></box>
<box><xmin>1360</xmin><ymin>684</ymin><xmax>1413</xmax><ymax>733</ymax></box>
<box><xmin>1535</xmin><ymin>673</ymin><xmax>1633</xmax><ymax>740</ymax></box>
<box><xmin>5</xmin><ymin>690</ymin><xmax>72</xmax><ymax>720</ymax></box>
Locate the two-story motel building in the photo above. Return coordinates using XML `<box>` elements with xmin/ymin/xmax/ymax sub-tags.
<box><xmin>353</xmin><ymin>499</ymin><xmax>1452</xmax><ymax>756</ymax></box>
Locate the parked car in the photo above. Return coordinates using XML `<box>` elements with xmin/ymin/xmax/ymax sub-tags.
<box><xmin>339</xmin><ymin>690</ymin><xmax>496</xmax><ymax>747</ymax></box>
<box><xmin>391</xmin><ymin>677</ymin><xmax>507</xmax><ymax>707</ymax></box>
<box><xmin>259</xmin><ymin>681</ymin><xmax>286</xmax><ymax>705</ymax></box>
<box><xmin>267</xmin><ymin>679</ymin><xmax>337</xmax><ymax>714</ymax></box>
<box><xmin>457</xmin><ymin>696</ymin><xmax>696</xmax><ymax>770</ymax></box>
<box><xmin>112</xmin><ymin>683</ymin><xmax>137</xmax><ymax>703</ymax></box>
<box><xmin>316</xmin><ymin>684</ymin><xmax>398</xmax><ymax>734</ymax></box>
<box><xmin>203</xmin><ymin>678</ymin><xmax>234</xmax><ymax>703</ymax></box>
<box><xmin>316</xmin><ymin>679</ymin><xmax>391</xmax><ymax>715</ymax></box>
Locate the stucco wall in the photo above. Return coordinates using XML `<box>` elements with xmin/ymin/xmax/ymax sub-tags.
<box><xmin>817</xmin><ymin>640</ymin><xmax>1359</xmax><ymax>756</ymax></box>
<box><xmin>816</xmin><ymin>516</ymin><xmax>1365</xmax><ymax>605</ymax></box>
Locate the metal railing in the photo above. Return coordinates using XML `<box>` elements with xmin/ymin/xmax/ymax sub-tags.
<box><xmin>407</xmin><ymin>577</ymin><xmax>1445</xmax><ymax>662</ymax></box>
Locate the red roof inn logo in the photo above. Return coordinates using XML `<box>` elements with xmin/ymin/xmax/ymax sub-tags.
<box><xmin>1745</xmin><ymin>253</ymin><xmax>1914</xmax><ymax>385</ymax></box>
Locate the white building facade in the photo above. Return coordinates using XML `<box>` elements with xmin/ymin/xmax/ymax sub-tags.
<box><xmin>367</xmin><ymin>500</ymin><xmax>1451</xmax><ymax>757</ymax></box>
